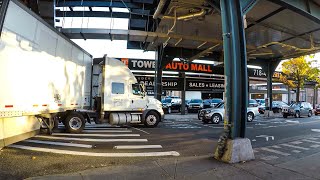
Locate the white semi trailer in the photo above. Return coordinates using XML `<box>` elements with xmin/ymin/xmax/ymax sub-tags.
<box><xmin>0</xmin><ymin>0</ymin><xmax>163</xmax><ymax>149</ymax></box>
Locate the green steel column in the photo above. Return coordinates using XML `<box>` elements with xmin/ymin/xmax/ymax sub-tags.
<box><xmin>155</xmin><ymin>46</ymin><xmax>163</xmax><ymax>101</ymax></box>
<box><xmin>220</xmin><ymin>0</ymin><xmax>248</xmax><ymax>138</ymax></box>
<box><xmin>267</xmin><ymin>62</ymin><xmax>273</xmax><ymax>110</ymax></box>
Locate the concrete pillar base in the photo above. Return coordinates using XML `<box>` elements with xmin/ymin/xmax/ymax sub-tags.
<box><xmin>263</xmin><ymin>110</ymin><xmax>274</xmax><ymax>118</ymax></box>
<box><xmin>214</xmin><ymin>138</ymin><xmax>255</xmax><ymax>163</ymax></box>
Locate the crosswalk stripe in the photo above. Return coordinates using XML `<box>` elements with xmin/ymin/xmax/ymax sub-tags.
<box><xmin>308</xmin><ymin>137</ymin><xmax>319</xmax><ymax>140</ymax></box>
<box><xmin>271</xmin><ymin>145</ymin><xmax>281</xmax><ymax>149</ymax></box>
<box><xmin>82</xmin><ymin>130</ymin><xmax>132</xmax><ymax>133</ymax></box>
<box><xmin>113</xmin><ymin>145</ymin><xmax>162</xmax><ymax>149</ymax></box>
<box><xmin>51</xmin><ymin>133</ymin><xmax>140</xmax><ymax>137</ymax></box>
<box><xmin>280</xmin><ymin>144</ymin><xmax>310</xmax><ymax>150</ymax></box>
<box><xmin>23</xmin><ymin>140</ymin><xmax>92</xmax><ymax>148</ymax></box>
<box><xmin>35</xmin><ymin>136</ymin><xmax>148</xmax><ymax>142</ymax></box>
<box><xmin>310</xmin><ymin>145</ymin><xmax>320</xmax><ymax>148</ymax></box>
<box><xmin>290</xmin><ymin>141</ymin><xmax>303</xmax><ymax>145</ymax></box>
<box><xmin>292</xmin><ymin>150</ymin><xmax>301</xmax><ymax>153</ymax></box>
<box><xmin>302</xmin><ymin>139</ymin><xmax>320</xmax><ymax>144</ymax></box>
<box><xmin>260</xmin><ymin>147</ymin><xmax>291</xmax><ymax>156</ymax></box>
<box><xmin>8</xmin><ymin>145</ymin><xmax>180</xmax><ymax>157</ymax></box>
<box><xmin>260</xmin><ymin>155</ymin><xmax>279</xmax><ymax>161</ymax></box>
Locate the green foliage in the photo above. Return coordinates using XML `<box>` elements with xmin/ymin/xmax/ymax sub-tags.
<box><xmin>279</xmin><ymin>55</ymin><xmax>320</xmax><ymax>101</ymax></box>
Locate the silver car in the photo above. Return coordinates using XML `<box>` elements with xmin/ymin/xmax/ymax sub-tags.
<box><xmin>198</xmin><ymin>102</ymin><xmax>259</xmax><ymax>124</ymax></box>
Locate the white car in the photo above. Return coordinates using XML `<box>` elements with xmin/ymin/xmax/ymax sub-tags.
<box><xmin>198</xmin><ymin>102</ymin><xmax>259</xmax><ymax>124</ymax></box>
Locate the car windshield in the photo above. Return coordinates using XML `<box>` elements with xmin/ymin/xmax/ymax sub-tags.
<box><xmin>291</xmin><ymin>103</ymin><xmax>301</xmax><ymax>107</ymax></box>
<box><xmin>249</xmin><ymin>99</ymin><xmax>257</xmax><ymax>103</ymax></box>
<box><xmin>212</xmin><ymin>99</ymin><xmax>222</xmax><ymax>103</ymax></box>
<box><xmin>190</xmin><ymin>99</ymin><xmax>202</xmax><ymax>103</ymax></box>
<box><xmin>162</xmin><ymin>99</ymin><xmax>172</xmax><ymax>103</ymax></box>
<box><xmin>204</xmin><ymin>99</ymin><xmax>211</xmax><ymax>103</ymax></box>
<box><xmin>215</xmin><ymin>102</ymin><xmax>224</xmax><ymax>108</ymax></box>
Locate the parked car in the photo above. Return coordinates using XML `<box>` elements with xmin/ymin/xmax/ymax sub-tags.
<box><xmin>315</xmin><ymin>104</ymin><xmax>320</xmax><ymax>115</ymax></box>
<box><xmin>203</xmin><ymin>98</ymin><xmax>223</xmax><ymax>108</ymax></box>
<box><xmin>198</xmin><ymin>102</ymin><xmax>259</xmax><ymax>124</ymax></box>
<box><xmin>249</xmin><ymin>99</ymin><xmax>259</xmax><ymax>107</ymax></box>
<box><xmin>258</xmin><ymin>101</ymin><xmax>288</xmax><ymax>114</ymax></box>
<box><xmin>161</xmin><ymin>98</ymin><xmax>182</xmax><ymax>114</ymax></box>
<box><xmin>282</xmin><ymin>102</ymin><xmax>313</xmax><ymax>118</ymax></box>
<box><xmin>255</xmin><ymin>99</ymin><xmax>265</xmax><ymax>105</ymax></box>
<box><xmin>187</xmin><ymin>99</ymin><xmax>203</xmax><ymax>113</ymax></box>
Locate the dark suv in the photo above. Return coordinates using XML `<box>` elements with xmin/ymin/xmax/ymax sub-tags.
<box><xmin>282</xmin><ymin>102</ymin><xmax>313</xmax><ymax>118</ymax></box>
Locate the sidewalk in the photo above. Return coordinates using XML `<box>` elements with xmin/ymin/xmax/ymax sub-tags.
<box><xmin>28</xmin><ymin>152</ymin><xmax>320</xmax><ymax>180</ymax></box>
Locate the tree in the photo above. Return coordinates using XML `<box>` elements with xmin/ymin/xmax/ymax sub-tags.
<box><xmin>279</xmin><ymin>56</ymin><xmax>320</xmax><ymax>102</ymax></box>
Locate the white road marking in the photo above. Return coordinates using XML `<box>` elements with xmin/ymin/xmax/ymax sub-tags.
<box><xmin>311</xmin><ymin>129</ymin><xmax>320</xmax><ymax>132</ymax></box>
<box><xmin>256</xmin><ymin>135</ymin><xmax>274</xmax><ymax>141</ymax></box>
<box><xmin>82</xmin><ymin>130</ymin><xmax>132</xmax><ymax>133</ymax></box>
<box><xmin>303</xmin><ymin>139</ymin><xmax>320</xmax><ymax>144</ymax></box>
<box><xmin>8</xmin><ymin>145</ymin><xmax>180</xmax><ymax>157</ymax></box>
<box><xmin>280</xmin><ymin>143</ymin><xmax>310</xmax><ymax>150</ymax></box>
<box><xmin>36</xmin><ymin>135</ymin><xmax>148</xmax><ymax>142</ymax></box>
<box><xmin>285</xmin><ymin>120</ymin><xmax>300</xmax><ymax>124</ymax></box>
<box><xmin>52</xmin><ymin>133</ymin><xmax>140</xmax><ymax>137</ymax></box>
<box><xmin>310</xmin><ymin>145</ymin><xmax>320</xmax><ymax>148</ymax></box>
<box><xmin>271</xmin><ymin>145</ymin><xmax>281</xmax><ymax>149</ymax></box>
<box><xmin>253</xmin><ymin>149</ymin><xmax>259</xmax><ymax>153</ymax></box>
<box><xmin>251</xmin><ymin>139</ymin><xmax>257</xmax><ymax>142</ymax></box>
<box><xmin>132</xmin><ymin>127</ymin><xmax>150</xmax><ymax>135</ymax></box>
<box><xmin>292</xmin><ymin>150</ymin><xmax>301</xmax><ymax>153</ymax></box>
<box><xmin>113</xmin><ymin>145</ymin><xmax>162</xmax><ymax>149</ymax></box>
<box><xmin>23</xmin><ymin>140</ymin><xmax>92</xmax><ymax>148</ymax></box>
<box><xmin>260</xmin><ymin>147</ymin><xmax>291</xmax><ymax>156</ymax></box>
<box><xmin>84</xmin><ymin>127</ymin><xmax>128</xmax><ymax>130</ymax></box>
<box><xmin>260</xmin><ymin>155</ymin><xmax>279</xmax><ymax>161</ymax></box>
<box><xmin>290</xmin><ymin>141</ymin><xmax>303</xmax><ymax>145</ymax></box>
<box><xmin>308</xmin><ymin>137</ymin><xmax>319</xmax><ymax>140</ymax></box>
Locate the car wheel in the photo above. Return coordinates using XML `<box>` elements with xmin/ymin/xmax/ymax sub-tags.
<box><xmin>168</xmin><ymin>107</ymin><xmax>172</xmax><ymax>114</ymax></box>
<box><xmin>211</xmin><ymin>114</ymin><xmax>222</xmax><ymax>124</ymax></box>
<box><xmin>178</xmin><ymin>106</ymin><xmax>181</xmax><ymax>112</ymax></box>
<box><xmin>65</xmin><ymin>112</ymin><xmax>85</xmax><ymax>133</ymax></box>
<box><xmin>308</xmin><ymin>110</ymin><xmax>312</xmax><ymax>117</ymax></box>
<box><xmin>144</xmin><ymin>111</ymin><xmax>160</xmax><ymax>128</ymax></box>
<box><xmin>295</xmin><ymin>111</ymin><xmax>300</xmax><ymax>118</ymax></box>
<box><xmin>283</xmin><ymin>114</ymin><xmax>288</xmax><ymax>118</ymax></box>
<box><xmin>247</xmin><ymin>112</ymin><xmax>254</xmax><ymax>122</ymax></box>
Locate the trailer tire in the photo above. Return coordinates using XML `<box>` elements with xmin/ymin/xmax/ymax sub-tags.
<box><xmin>144</xmin><ymin>111</ymin><xmax>160</xmax><ymax>128</ymax></box>
<box><xmin>65</xmin><ymin>112</ymin><xmax>85</xmax><ymax>133</ymax></box>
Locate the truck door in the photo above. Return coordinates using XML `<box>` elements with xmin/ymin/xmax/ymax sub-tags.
<box><xmin>110</xmin><ymin>82</ymin><xmax>131</xmax><ymax>111</ymax></box>
<box><xmin>129</xmin><ymin>83</ymin><xmax>147</xmax><ymax>110</ymax></box>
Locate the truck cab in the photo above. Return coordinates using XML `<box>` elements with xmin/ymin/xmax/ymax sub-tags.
<box><xmin>91</xmin><ymin>56</ymin><xmax>164</xmax><ymax>128</ymax></box>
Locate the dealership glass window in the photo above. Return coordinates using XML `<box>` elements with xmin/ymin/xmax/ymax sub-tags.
<box><xmin>112</xmin><ymin>82</ymin><xmax>124</xmax><ymax>94</ymax></box>
<box><xmin>251</xmin><ymin>94</ymin><xmax>264</xmax><ymax>99</ymax></box>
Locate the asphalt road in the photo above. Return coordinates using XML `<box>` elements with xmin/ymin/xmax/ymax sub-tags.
<box><xmin>1</xmin><ymin>112</ymin><xmax>320</xmax><ymax>179</ymax></box>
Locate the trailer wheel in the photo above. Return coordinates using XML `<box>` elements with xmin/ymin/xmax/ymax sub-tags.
<box><xmin>65</xmin><ymin>112</ymin><xmax>85</xmax><ymax>133</ymax></box>
<box><xmin>144</xmin><ymin>111</ymin><xmax>160</xmax><ymax>128</ymax></box>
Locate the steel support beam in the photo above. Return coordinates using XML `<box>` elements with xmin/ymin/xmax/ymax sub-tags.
<box><xmin>220</xmin><ymin>0</ymin><xmax>248</xmax><ymax>138</ymax></box>
<box><xmin>268</xmin><ymin>0</ymin><xmax>320</xmax><ymax>24</ymax></box>
<box><xmin>155</xmin><ymin>46</ymin><xmax>163</xmax><ymax>101</ymax></box>
<box><xmin>56</xmin><ymin>1</ymin><xmax>154</xmax><ymax>9</ymax></box>
<box><xmin>266</xmin><ymin>62</ymin><xmax>273</xmax><ymax>111</ymax></box>
<box><xmin>55</xmin><ymin>11</ymin><xmax>150</xmax><ymax>19</ymax></box>
<box><xmin>180</xmin><ymin>72</ymin><xmax>186</xmax><ymax>115</ymax></box>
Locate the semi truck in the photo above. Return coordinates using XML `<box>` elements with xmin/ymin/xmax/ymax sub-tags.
<box><xmin>0</xmin><ymin>0</ymin><xmax>163</xmax><ymax>149</ymax></box>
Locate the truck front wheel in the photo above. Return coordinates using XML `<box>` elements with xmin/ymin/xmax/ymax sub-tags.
<box><xmin>144</xmin><ymin>111</ymin><xmax>160</xmax><ymax>128</ymax></box>
<box><xmin>65</xmin><ymin>112</ymin><xmax>85</xmax><ymax>133</ymax></box>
